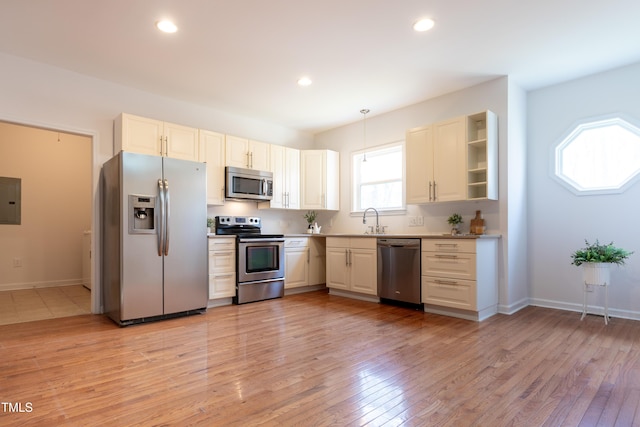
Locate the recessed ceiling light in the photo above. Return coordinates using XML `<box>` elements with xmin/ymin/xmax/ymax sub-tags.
<box><xmin>156</xmin><ymin>20</ymin><xmax>178</xmax><ymax>33</ymax></box>
<box><xmin>413</xmin><ymin>18</ymin><xmax>435</xmax><ymax>32</ymax></box>
<box><xmin>297</xmin><ymin>77</ymin><xmax>312</xmax><ymax>87</ymax></box>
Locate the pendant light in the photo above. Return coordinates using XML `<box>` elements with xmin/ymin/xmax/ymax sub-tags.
<box><xmin>360</xmin><ymin>109</ymin><xmax>370</xmax><ymax>162</ymax></box>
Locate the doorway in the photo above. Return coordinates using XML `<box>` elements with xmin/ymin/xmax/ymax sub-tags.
<box><xmin>0</xmin><ymin>121</ymin><xmax>93</xmax><ymax>325</ymax></box>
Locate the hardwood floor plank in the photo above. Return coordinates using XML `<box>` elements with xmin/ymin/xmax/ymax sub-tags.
<box><xmin>2</xmin><ymin>291</ymin><xmax>640</xmax><ymax>426</ymax></box>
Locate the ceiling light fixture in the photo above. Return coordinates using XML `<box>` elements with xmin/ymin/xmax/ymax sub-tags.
<box><xmin>156</xmin><ymin>20</ymin><xmax>178</xmax><ymax>33</ymax></box>
<box><xmin>360</xmin><ymin>108</ymin><xmax>370</xmax><ymax>162</ymax></box>
<box><xmin>413</xmin><ymin>18</ymin><xmax>435</xmax><ymax>32</ymax></box>
<box><xmin>297</xmin><ymin>77</ymin><xmax>312</xmax><ymax>87</ymax></box>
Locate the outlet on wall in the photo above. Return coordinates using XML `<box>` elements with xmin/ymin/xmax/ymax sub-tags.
<box><xmin>13</xmin><ymin>258</ymin><xmax>22</xmax><ymax>268</ymax></box>
<box><xmin>408</xmin><ymin>216</ymin><xmax>424</xmax><ymax>227</ymax></box>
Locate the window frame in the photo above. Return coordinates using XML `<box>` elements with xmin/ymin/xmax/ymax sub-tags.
<box><xmin>551</xmin><ymin>115</ymin><xmax>640</xmax><ymax>196</ymax></box>
<box><xmin>350</xmin><ymin>140</ymin><xmax>406</xmax><ymax>215</ymax></box>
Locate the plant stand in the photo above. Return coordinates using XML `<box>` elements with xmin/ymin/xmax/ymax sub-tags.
<box><xmin>580</xmin><ymin>263</ymin><xmax>611</xmax><ymax>325</ymax></box>
<box><xmin>581</xmin><ymin>282</ymin><xmax>609</xmax><ymax>325</ymax></box>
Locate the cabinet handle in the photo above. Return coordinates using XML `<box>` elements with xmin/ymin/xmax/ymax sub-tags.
<box><xmin>250</xmin><ymin>152</ymin><xmax>253</xmax><ymax>168</ymax></box>
<box><xmin>429</xmin><ymin>181</ymin><xmax>433</xmax><ymax>201</ymax></box>
<box><xmin>435</xmin><ymin>279</ymin><xmax>459</xmax><ymax>285</ymax></box>
<box><xmin>435</xmin><ymin>254</ymin><xmax>459</xmax><ymax>259</ymax></box>
<box><xmin>307</xmin><ymin>248</ymin><xmax>310</xmax><ymax>263</ymax></box>
<box><xmin>345</xmin><ymin>249</ymin><xmax>348</xmax><ymax>266</ymax></box>
<box><xmin>433</xmin><ymin>181</ymin><xmax>437</xmax><ymax>201</ymax></box>
<box><xmin>159</xmin><ymin>136</ymin><xmax>164</xmax><ymax>156</ymax></box>
<box><xmin>435</xmin><ymin>243</ymin><xmax>458</xmax><ymax>247</ymax></box>
<box><xmin>348</xmin><ymin>249</ymin><xmax>352</xmax><ymax>266</ymax></box>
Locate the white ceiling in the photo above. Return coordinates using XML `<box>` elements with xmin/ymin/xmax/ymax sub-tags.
<box><xmin>1</xmin><ymin>0</ymin><xmax>639</xmax><ymax>134</ymax></box>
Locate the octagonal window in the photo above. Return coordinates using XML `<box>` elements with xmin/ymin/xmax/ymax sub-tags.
<box><xmin>555</xmin><ymin>117</ymin><xmax>640</xmax><ymax>195</ymax></box>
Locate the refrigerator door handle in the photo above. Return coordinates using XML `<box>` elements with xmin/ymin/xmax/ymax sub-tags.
<box><xmin>157</xmin><ymin>179</ymin><xmax>165</xmax><ymax>256</ymax></box>
<box><xmin>164</xmin><ymin>179</ymin><xmax>170</xmax><ymax>256</ymax></box>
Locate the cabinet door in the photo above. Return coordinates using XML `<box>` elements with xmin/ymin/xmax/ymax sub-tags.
<box><xmin>249</xmin><ymin>140</ymin><xmax>271</xmax><ymax>171</ymax></box>
<box><xmin>326</xmin><ymin>247</ymin><xmax>349</xmax><ymax>290</ymax></box>
<box><xmin>164</xmin><ymin>122</ymin><xmax>199</xmax><ymax>161</ymax></box>
<box><xmin>117</xmin><ymin>114</ymin><xmax>163</xmax><ymax>156</ymax></box>
<box><xmin>301</xmin><ymin>150</ymin><xmax>326</xmax><ymax>209</ymax></box>
<box><xmin>433</xmin><ymin>117</ymin><xmax>466</xmax><ymax>202</ymax></box>
<box><xmin>284</xmin><ymin>147</ymin><xmax>300</xmax><ymax>209</ymax></box>
<box><xmin>406</xmin><ymin>126</ymin><xmax>434</xmax><ymax>204</ymax></box>
<box><xmin>285</xmin><ymin>248</ymin><xmax>309</xmax><ymax>289</ymax></box>
<box><xmin>199</xmin><ymin>130</ymin><xmax>226</xmax><ymax>205</ymax></box>
<box><xmin>350</xmin><ymin>249</ymin><xmax>377</xmax><ymax>295</ymax></box>
<box><xmin>226</xmin><ymin>135</ymin><xmax>250</xmax><ymax>168</ymax></box>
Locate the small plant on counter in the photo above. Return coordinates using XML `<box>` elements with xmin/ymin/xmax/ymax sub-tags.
<box><xmin>447</xmin><ymin>213</ymin><xmax>463</xmax><ymax>225</ymax></box>
<box><xmin>570</xmin><ymin>239</ymin><xmax>633</xmax><ymax>266</ymax></box>
<box><xmin>207</xmin><ymin>217</ymin><xmax>214</xmax><ymax>228</ymax></box>
<box><xmin>304</xmin><ymin>210</ymin><xmax>317</xmax><ymax>226</ymax></box>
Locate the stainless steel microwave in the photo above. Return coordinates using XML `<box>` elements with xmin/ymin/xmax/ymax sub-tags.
<box><xmin>225</xmin><ymin>166</ymin><xmax>273</xmax><ymax>201</ymax></box>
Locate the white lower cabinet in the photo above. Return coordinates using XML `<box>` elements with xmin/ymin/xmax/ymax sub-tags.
<box><xmin>208</xmin><ymin>237</ymin><xmax>236</xmax><ymax>299</ymax></box>
<box><xmin>421</xmin><ymin>238</ymin><xmax>498</xmax><ymax>321</ymax></box>
<box><xmin>285</xmin><ymin>237</ymin><xmax>309</xmax><ymax>289</ymax></box>
<box><xmin>326</xmin><ymin>237</ymin><xmax>377</xmax><ymax>296</ymax></box>
<box><xmin>285</xmin><ymin>237</ymin><xmax>327</xmax><ymax>290</ymax></box>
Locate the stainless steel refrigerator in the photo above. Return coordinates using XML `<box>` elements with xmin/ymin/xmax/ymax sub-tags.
<box><xmin>102</xmin><ymin>151</ymin><xmax>208</xmax><ymax>326</ymax></box>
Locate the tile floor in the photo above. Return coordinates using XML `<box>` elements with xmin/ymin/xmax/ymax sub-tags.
<box><xmin>0</xmin><ymin>285</ymin><xmax>91</xmax><ymax>325</ymax></box>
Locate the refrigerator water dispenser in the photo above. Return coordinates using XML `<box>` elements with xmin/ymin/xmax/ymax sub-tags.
<box><xmin>128</xmin><ymin>195</ymin><xmax>156</xmax><ymax>234</ymax></box>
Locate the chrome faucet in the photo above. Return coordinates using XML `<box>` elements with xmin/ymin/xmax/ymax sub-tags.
<box><xmin>363</xmin><ymin>207</ymin><xmax>380</xmax><ymax>234</ymax></box>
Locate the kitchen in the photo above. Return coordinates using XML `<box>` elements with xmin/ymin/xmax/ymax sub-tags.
<box><xmin>2</xmin><ymin>0</ymin><xmax>640</xmax><ymax>424</ymax></box>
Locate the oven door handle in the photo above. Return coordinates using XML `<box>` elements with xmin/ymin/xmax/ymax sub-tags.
<box><xmin>238</xmin><ymin>238</ymin><xmax>285</xmax><ymax>243</ymax></box>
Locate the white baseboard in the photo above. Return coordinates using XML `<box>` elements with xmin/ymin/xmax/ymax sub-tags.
<box><xmin>529</xmin><ymin>297</ymin><xmax>640</xmax><ymax>321</ymax></box>
<box><xmin>498</xmin><ymin>297</ymin><xmax>530</xmax><ymax>315</ymax></box>
<box><xmin>0</xmin><ymin>279</ymin><xmax>83</xmax><ymax>292</ymax></box>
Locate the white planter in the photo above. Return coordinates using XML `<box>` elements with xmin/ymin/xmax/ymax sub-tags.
<box><xmin>583</xmin><ymin>263</ymin><xmax>610</xmax><ymax>286</ymax></box>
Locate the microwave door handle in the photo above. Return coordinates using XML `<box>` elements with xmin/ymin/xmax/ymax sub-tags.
<box><xmin>262</xmin><ymin>179</ymin><xmax>267</xmax><ymax>196</ymax></box>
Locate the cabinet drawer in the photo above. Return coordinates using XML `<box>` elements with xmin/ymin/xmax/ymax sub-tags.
<box><xmin>285</xmin><ymin>237</ymin><xmax>309</xmax><ymax>248</ymax></box>
<box><xmin>422</xmin><ymin>239</ymin><xmax>475</xmax><ymax>254</ymax></box>
<box><xmin>208</xmin><ymin>273</ymin><xmax>236</xmax><ymax>299</ymax></box>
<box><xmin>208</xmin><ymin>251</ymin><xmax>235</xmax><ymax>274</ymax></box>
<box><xmin>349</xmin><ymin>238</ymin><xmax>376</xmax><ymax>250</ymax></box>
<box><xmin>208</xmin><ymin>237</ymin><xmax>236</xmax><ymax>251</ymax></box>
<box><xmin>326</xmin><ymin>237</ymin><xmax>350</xmax><ymax>248</ymax></box>
<box><xmin>422</xmin><ymin>276</ymin><xmax>476</xmax><ymax>310</ymax></box>
<box><xmin>422</xmin><ymin>252</ymin><xmax>476</xmax><ymax>280</ymax></box>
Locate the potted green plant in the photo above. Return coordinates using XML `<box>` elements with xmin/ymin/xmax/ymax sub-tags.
<box><xmin>447</xmin><ymin>213</ymin><xmax>463</xmax><ymax>235</ymax></box>
<box><xmin>304</xmin><ymin>210</ymin><xmax>317</xmax><ymax>234</ymax></box>
<box><xmin>571</xmin><ymin>239</ymin><xmax>633</xmax><ymax>286</ymax></box>
<box><xmin>207</xmin><ymin>217</ymin><xmax>214</xmax><ymax>233</ymax></box>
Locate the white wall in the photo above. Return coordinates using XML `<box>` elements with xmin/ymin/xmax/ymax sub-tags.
<box><xmin>0</xmin><ymin>52</ymin><xmax>314</xmax><ymax>312</ymax></box>
<box><xmin>528</xmin><ymin>62</ymin><xmax>640</xmax><ymax>319</ymax></box>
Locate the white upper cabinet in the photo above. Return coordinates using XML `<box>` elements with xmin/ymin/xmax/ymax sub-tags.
<box><xmin>225</xmin><ymin>135</ymin><xmax>270</xmax><ymax>170</ymax></box>
<box><xmin>264</xmin><ymin>144</ymin><xmax>300</xmax><ymax>209</ymax></box>
<box><xmin>114</xmin><ymin>113</ymin><xmax>199</xmax><ymax>161</ymax></box>
<box><xmin>432</xmin><ymin>116</ymin><xmax>467</xmax><ymax>202</ymax></box>
<box><xmin>407</xmin><ymin>112</ymin><xmax>496</xmax><ymax>203</ymax></box>
<box><xmin>199</xmin><ymin>129</ymin><xmax>226</xmax><ymax>206</ymax></box>
<box><xmin>300</xmin><ymin>149</ymin><xmax>339</xmax><ymax>211</ymax></box>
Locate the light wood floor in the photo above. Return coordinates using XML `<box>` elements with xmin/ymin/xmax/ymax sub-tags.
<box><xmin>1</xmin><ymin>290</ymin><xmax>639</xmax><ymax>426</ymax></box>
<box><xmin>0</xmin><ymin>285</ymin><xmax>91</xmax><ymax>325</ymax></box>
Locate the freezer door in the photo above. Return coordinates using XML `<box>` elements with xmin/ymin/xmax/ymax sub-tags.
<box><xmin>162</xmin><ymin>157</ymin><xmax>208</xmax><ymax>314</ymax></box>
<box><xmin>121</xmin><ymin>152</ymin><xmax>165</xmax><ymax>320</ymax></box>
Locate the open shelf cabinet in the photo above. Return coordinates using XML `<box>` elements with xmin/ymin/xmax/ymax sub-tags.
<box><xmin>466</xmin><ymin>111</ymin><xmax>497</xmax><ymax>200</ymax></box>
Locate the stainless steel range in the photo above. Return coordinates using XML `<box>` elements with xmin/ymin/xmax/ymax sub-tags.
<box><xmin>215</xmin><ymin>216</ymin><xmax>285</xmax><ymax>304</ymax></box>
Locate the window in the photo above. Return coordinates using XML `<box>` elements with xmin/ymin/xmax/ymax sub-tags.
<box><xmin>554</xmin><ymin>117</ymin><xmax>640</xmax><ymax>195</ymax></box>
<box><xmin>352</xmin><ymin>142</ymin><xmax>405</xmax><ymax>212</ymax></box>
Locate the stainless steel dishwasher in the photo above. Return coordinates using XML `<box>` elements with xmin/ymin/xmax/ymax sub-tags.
<box><xmin>377</xmin><ymin>238</ymin><xmax>422</xmax><ymax>306</ymax></box>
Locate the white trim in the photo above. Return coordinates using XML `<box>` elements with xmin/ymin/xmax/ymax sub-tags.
<box><xmin>0</xmin><ymin>279</ymin><xmax>83</xmax><ymax>292</ymax></box>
